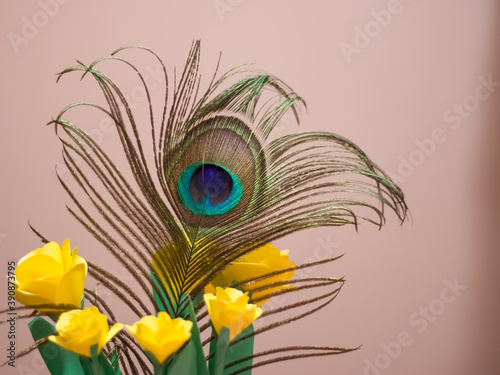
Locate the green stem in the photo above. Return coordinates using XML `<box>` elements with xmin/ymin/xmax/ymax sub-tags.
<box><xmin>212</xmin><ymin>328</ymin><xmax>230</xmax><ymax>375</ymax></box>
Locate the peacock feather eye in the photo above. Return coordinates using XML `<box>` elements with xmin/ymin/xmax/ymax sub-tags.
<box><xmin>165</xmin><ymin>115</ymin><xmax>266</xmax><ymax>228</ymax></box>
<box><xmin>177</xmin><ymin>162</ymin><xmax>243</xmax><ymax>215</ymax></box>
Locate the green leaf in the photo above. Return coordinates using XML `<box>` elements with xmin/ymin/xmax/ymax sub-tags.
<box><xmin>208</xmin><ymin>324</ymin><xmax>254</xmax><ymax>375</ymax></box>
<box><xmin>144</xmin><ymin>346</ymin><xmax>198</xmax><ymax>375</ymax></box>
<box><xmin>28</xmin><ymin>317</ymin><xmax>85</xmax><ymax>375</ymax></box>
<box><xmin>192</xmin><ymin>291</ymin><xmax>204</xmax><ymax>308</ymax></box>
<box><xmin>151</xmin><ymin>271</ymin><xmax>174</xmax><ymax>316</ymax></box>
<box><xmin>109</xmin><ymin>343</ymin><xmax>122</xmax><ymax>375</ymax></box>
<box><xmin>79</xmin><ymin>356</ymin><xmax>94</xmax><ymax>375</ymax></box>
<box><xmin>165</xmin><ymin>340</ymin><xmax>197</xmax><ymax>375</ymax></box>
<box><xmin>142</xmin><ymin>350</ymin><xmax>163</xmax><ymax>375</ymax></box>
<box><xmin>209</xmin><ymin>327</ymin><xmax>230</xmax><ymax>375</ymax></box>
<box><xmin>223</xmin><ymin>325</ymin><xmax>254</xmax><ymax>375</ymax></box>
<box><xmin>176</xmin><ymin>295</ymin><xmax>209</xmax><ymax>375</ymax></box>
<box><xmin>86</xmin><ymin>344</ymin><xmax>119</xmax><ymax>375</ymax></box>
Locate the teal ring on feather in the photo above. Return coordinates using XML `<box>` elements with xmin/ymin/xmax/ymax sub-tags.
<box><xmin>177</xmin><ymin>162</ymin><xmax>243</xmax><ymax>215</ymax></box>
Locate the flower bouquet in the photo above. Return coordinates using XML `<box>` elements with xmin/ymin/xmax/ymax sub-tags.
<box><xmin>4</xmin><ymin>41</ymin><xmax>407</xmax><ymax>375</ymax></box>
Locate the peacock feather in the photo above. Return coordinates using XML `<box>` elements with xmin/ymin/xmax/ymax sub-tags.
<box><xmin>16</xmin><ymin>40</ymin><xmax>407</xmax><ymax>373</ymax></box>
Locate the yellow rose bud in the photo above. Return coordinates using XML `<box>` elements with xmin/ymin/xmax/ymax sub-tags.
<box><xmin>15</xmin><ymin>239</ymin><xmax>87</xmax><ymax>314</ymax></box>
<box><xmin>48</xmin><ymin>306</ymin><xmax>123</xmax><ymax>357</ymax></box>
<box><xmin>204</xmin><ymin>287</ymin><xmax>262</xmax><ymax>341</ymax></box>
<box><xmin>126</xmin><ymin>313</ymin><xmax>193</xmax><ymax>365</ymax></box>
<box><xmin>210</xmin><ymin>244</ymin><xmax>296</xmax><ymax>307</ymax></box>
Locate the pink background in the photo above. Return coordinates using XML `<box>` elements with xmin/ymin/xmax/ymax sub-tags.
<box><xmin>1</xmin><ymin>1</ymin><xmax>500</xmax><ymax>374</ymax></box>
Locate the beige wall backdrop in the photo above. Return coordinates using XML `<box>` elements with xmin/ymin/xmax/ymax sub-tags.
<box><xmin>1</xmin><ymin>1</ymin><xmax>499</xmax><ymax>374</ymax></box>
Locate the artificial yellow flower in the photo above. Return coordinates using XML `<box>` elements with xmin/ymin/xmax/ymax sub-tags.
<box><xmin>15</xmin><ymin>239</ymin><xmax>87</xmax><ymax>314</ymax></box>
<box><xmin>126</xmin><ymin>313</ymin><xmax>193</xmax><ymax>365</ymax></box>
<box><xmin>204</xmin><ymin>287</ymin><xmax>262</xmax><ymax>341</ymax></box>
<box><xmin>48</xmin><ymin>306</ymin><xmax>123</xmax><ymax>357</ymax></box>
<box><xmin>210</xmin><ymin>244</ymin><xmax>296</xmax><ymax>307</ymax></box>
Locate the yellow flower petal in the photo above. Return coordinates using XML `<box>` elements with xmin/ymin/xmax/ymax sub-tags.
<box><xmin>39</xmin><ymin>242</ymin><xmax>64</xmax><ymax>267</ymax></box>
<box><xmin>218</xmin><ymin>309</ymin><xmax>253</xmax><ymax>341</ymax></box>
<box><xmin>221</xmin><ymin>287</ymin><xmax>245</xmax><ymax>302</ymax></box>
<box><xmin>216</xmin><ymin>263</ymin><xmax>268</xmax><ymax>285</ymax></box>
<box><xmin>15</xmin><ymin>254</ymin><xmax>64</xmax><ymax>284</ymax></box>
<box><xmin>16</xmin><ymin>277</ymin><xmax>59</xmax><ymax>302</ymax></box>
<box><xmin>50</xmin><ymin>307</ymin><xmax>121</xmax><ymax>357</ymax></box>
<box><xmin>204</xmin><ymin>283</ymin><xmax>216</xmax><ymax>295</ymax></box>
<box><xmin>204</xmin><ymin>287</ymin><xmax>262</xmax><ymax>341</ymax></box>
<box><xmin>209</xmin><ymin>244</ymin><xmax>296</xmax><ymax>307</ymax></box>
<box><xmin>60</xmin><ymin>239</ymin><xmax>74</xmax><ymax>272</ymax></box>
<box><xmin>17</xmin><ymin>247</ymin><xmax>43</xmax><ymax>266</ymax></box>
<box><xmin>13</xmin><ymin>289</ymin><xmax>52</xmax><ymax>308</ymax></box>
<box><xmin>243</xmin><ymin>244</ymin><xmax>281</xmax><ymax>262</ymax></box>
<box><xmin>127</xmin><ymin>313</ymin><xmax>192</xmax><ymax>365</ymax></box>
<box><xmin>55</xmin><ymin>263</ymin><xmax>87</xmax><ymax>307</ymax></box>
<box><xmin>15</xmin><ymin>240</ymin><xmax>87</xmax><ymax>314</ymax></box>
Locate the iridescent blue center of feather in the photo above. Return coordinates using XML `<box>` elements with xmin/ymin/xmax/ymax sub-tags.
<box><xmin>178</xmin><ymin>163</ymin><xmax>243</xmax><ymax>215</ymax></box>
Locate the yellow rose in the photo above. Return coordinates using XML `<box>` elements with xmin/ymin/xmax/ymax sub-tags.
<box><xmin>126</xmin><ymin>313</ymin><xmax>193</xmax><ymax>365</ymax></box>
<box><xmin>15</xmin><ymin>239</ymin><xmax>87</xmax><ymax>313</ymax></box>
<box><xmin>204</xmin><ymin>287</ymin><xmax>262</xmax><ymax>341</ymax></box>
<box><xmin>48</xmin><ymin>306</ymin><xmax>123</xmax><ymax>357</ymax></box>
<box><xmin>210</xmin><ymin>244</ymin><xmax>296</xmax><ymax>307</ymax></box>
